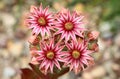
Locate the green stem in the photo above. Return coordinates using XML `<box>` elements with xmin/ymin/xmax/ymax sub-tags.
<box><xmin>29</xmin><ymin>63</ymin><xmax>45</xmax><ymax>79</ymax></box>
<box><xmin>29</xmin><ymin>63</ymin><xmax>69</xmax><ymax>79</ymax></box>
<box><xmin>56</xmin><ymin>67</ymin><xmax>69</xmax><ymax>77</ymax></box>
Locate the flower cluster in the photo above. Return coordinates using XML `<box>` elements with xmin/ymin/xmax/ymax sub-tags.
<box><xmin>26</xmin><ymin>4</ymin><xmax>99</xmax><ymax>75</ymax></box>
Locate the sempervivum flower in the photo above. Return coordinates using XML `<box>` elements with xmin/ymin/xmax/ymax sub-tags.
<box><xmin>35</xmin><ymin>38</ymin><xmax>64</xmax><ymax>74</ymax></box>
<box><xmin>26</xmin><ymin>4</ymin><xmax>54</xmax><ymax>37</ymax></box>
<box><xmin>63</xmin><ymin>41</ymin><xmax>94</xmax><ymax>74</ymax></box>
<box><xmin>54</xmin><ymin>10</ymin><xmax>86</xmax><ymax>42</ymax></box>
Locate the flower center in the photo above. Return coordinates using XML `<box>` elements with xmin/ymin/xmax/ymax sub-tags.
<box><xmin>38</xmin><ymin>17</ymin><xmax>46</xmax><ymax>26</ymax></box>
<box><xmin>72</xmin><ymin>50</ymin><xmax>80</xmax><ymax>59</ymax></box>
<box><xmin>65</xmin><ymin>22</ymin><xmax>73</xmax><ymax>30</ymax></box>
<box><xmin>46</xmin><ymin>51</ymin><xmax>54</xmax><ymax>59</ymax></box>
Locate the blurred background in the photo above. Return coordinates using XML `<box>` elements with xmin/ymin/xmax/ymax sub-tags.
<box><xmin>0</xmin><ymin>0</ymin><xmax>120</xmax><ymax>79</ymax></box>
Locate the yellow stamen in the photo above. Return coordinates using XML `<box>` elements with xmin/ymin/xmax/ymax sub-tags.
<box><xmin>72</xmin><ymin>50</ymin><xmax>80</xmax><ymax>59</ymax></box>
<box><xmin>65</xmin><ymin>22</ymin><xmax>73</xmax><ymax>30</ymax></box>
<box><xmin>38</xmin><ymin>17</ymin><xmax>46</xmax><ymax>26</ymax></box>
<box><xmin>46</xmin><ymin>51</ymin><xmax>54</xmax><ymax>59</ymax></box>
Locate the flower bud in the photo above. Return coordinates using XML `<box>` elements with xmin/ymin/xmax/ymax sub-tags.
<box><xmin>31</xmin><ymin>57</ymin><xmax>39</xmax><ymax>65</ymax></box>
<box><xmin>28</xmin><ymin>34</ymin><xmax>40</xmax><ymax>45</ymax></box>
<box><xmin>88</xmin><ymin>43</ymin><xmax>99</xmax><ymax>52</ymax></box>
<box><xmin>87</xmin><ymin>31</ymin><xmax>99</xmax><ymax>40</ymax></box>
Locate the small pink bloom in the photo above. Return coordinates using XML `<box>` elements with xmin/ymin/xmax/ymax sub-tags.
<box><xmin>54</xmin><ymin>10</ymin><xmax>86</xmax><ymax>42</ymax></box>
<box><xmin>26</xmin><ymin>4</ymin><xmax>54</xmax><ymax>37</ymax></box>
<box><xmin>63</xmin><ymin>41</ymin><xmax>94</xmax><ymax>74</ymax></box>
<box><xmin>34</xmin><ymin>38</ymin><xmax>64</xmax><ymax>74</ymax></box>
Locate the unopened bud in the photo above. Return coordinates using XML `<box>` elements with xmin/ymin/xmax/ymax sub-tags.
<box><xmin>88</xmin><ymin>43</ymin><xmax>99</xmax><ymax>52</ymax></box>
<box><xmin>28</xmin><ymin>34</ymin><xmax>40</xmax><ymax>45</ymax></box>
<box><xmin>31</xmin><ymin>57</ymin><xmax>39</xmax><ymax>65</ymax></box>
<box><xmin>87</xmin><ymin>31</ymin><xmax>99</xmax><ymax>40</ymax></box>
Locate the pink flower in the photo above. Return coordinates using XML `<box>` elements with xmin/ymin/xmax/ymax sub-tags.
<box><xmin>63</xmin><ymin>41</ymin><xmax>94</xmax><ymax>74</ymax></box>
<box><xmin>54</xmin><ymin>10</ymin><xmax>86</xmax><ymax>42</ymax></box>
<box><xmin>35</xmin><ymin>38</ymin><xmax>64</xmax><ymax>74</ymax></box>
<box><xmin>26</xmin><ymin>4</ymin><xmax>54</xmax><ymax>37</ymax></box>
